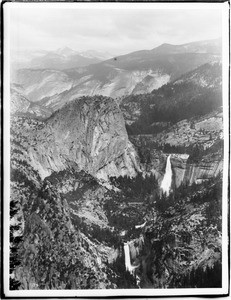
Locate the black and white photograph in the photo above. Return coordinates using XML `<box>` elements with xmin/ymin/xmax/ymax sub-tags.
<box><xmin>3</xmin><ymin>1</ymin><xmax>229</xmax><ymax>297</ymax></box>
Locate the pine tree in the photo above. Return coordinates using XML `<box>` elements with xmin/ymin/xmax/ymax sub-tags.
<box><xmin>10</xmin><ymin>200</ymin><xmax>23</xmax><ymax>290</ymax></box>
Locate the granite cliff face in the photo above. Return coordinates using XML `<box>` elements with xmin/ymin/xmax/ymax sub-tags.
<box><xmin>172</xmin><ymin>154</ymin><xmax>223</xmax><ymax>187</ymax></box>
<box><xmin>13</xmin><ymin>96</ymin><xmax>140</xmax><ymax>182</ymax></box>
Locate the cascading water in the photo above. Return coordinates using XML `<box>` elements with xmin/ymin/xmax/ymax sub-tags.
<box><xmin>124</xmin><ymin>243</ymin><xmax>139</xmax><ymax>275</ymax></box>
<box><xmin>135</xmin><ymin>221</ymin><xmax>146</xmax><ymax>229</ymax></box>
<box><xmin>160</xmin><ymin>154</ymin><xmax>172</xmax><ymax>196</ymax></box>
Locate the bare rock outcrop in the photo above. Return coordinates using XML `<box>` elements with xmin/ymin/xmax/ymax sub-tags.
<box><xmin>28</xmin><ymin>96</ymin><xmax>140</xmax><ymax>180</ymax></box>
<box><xmin>171</xmin><ymin>152</ymin><xmax>223</xmax><ymax>187</ymax></box>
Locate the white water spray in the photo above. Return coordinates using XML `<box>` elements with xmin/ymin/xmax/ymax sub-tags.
<box><xmin>161</xmin><ymin>154</ymin><xmax>172</xmax><ymax>196</ymax></box>
<box><xmin>135</xmin><ymin>221</ymin><xmax>146</xmax><ymax>229</ymax></box>
<box><xmin>124</xmin><ymin>243</ymin><xmax>139</xmax><ymax>275</ymax></box>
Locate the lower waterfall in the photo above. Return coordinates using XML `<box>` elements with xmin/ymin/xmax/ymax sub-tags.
<box><xmin>124</xmin><ymin>242</ymin><xmax>139</xmax><ymax>275</ymax></box>
<box><xmin>135</xmin><ymin>221</ymin><xmax>146</xmax><ymax>229</ymax></box>
<box><xmin>161</xmin><ymin>154</ymin><xmax>172</xmax><ymax>196</ymax></box>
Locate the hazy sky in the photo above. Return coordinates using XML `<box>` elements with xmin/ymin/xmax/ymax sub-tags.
<box><xmin>9</xmin><ymin>3</ymin><xmax>223</xmax><ymax>55</ymax></box>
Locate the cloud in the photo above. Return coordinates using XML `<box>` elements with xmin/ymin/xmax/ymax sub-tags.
<box><xmin>9</xmin><ymin>4</ymin><xmax>222</xmax><ymax>55</ymax></box>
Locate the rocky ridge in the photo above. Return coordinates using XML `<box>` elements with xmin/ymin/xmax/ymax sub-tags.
<box><xmin>11</xmin><ymin>84</ymin><xmax>52</xmax><ymax>119</ymax></box>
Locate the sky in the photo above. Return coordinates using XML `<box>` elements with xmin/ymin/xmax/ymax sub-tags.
<box><xmin>9</xmin><ymin>3</ymin><xmax>223</xmax><ymax>56</ymax></box>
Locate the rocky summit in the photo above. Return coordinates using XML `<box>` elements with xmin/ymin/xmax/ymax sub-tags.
<box><xmin>12</xmin><ymin>96</ymin><xmax>141</xmax><ymax>183</ymax></box>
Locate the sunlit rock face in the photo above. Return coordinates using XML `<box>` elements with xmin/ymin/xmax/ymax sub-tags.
<box><xmin>148</xmin><ymin>152</ymin><xmax>222</xmax><ymax>190</ymax></box>
<box><xmin>11</xmin><ymin>86</ymin><xmax>31</xmax><ymax>114</ymax></box>
<box><xmin>10</xmin><ymin>85</ymin><xmax>53</xmax><ymax>119</ymax></box>
<box><xmin>12</xmin><ymin>69</ymin><xmax>74</xmax><ymax>103</ymax></box>
<box><xmin>96</xmin><ymin>140</ymin><xmax>141</xmax><ymax>181</ymax></box>
<box><xmin>170</xmin><ymin>152</ymin><xmax>223</xmax><ymax>187</ymax></box>
<box><xmin>183</xmin><ymin>158</ymin><xmax>223</xmax><ymax>185</ymax></box>
<box><xmin>26</xmin><ymin>96</ymin><xmax>140</xmax><ymax>180</ymax></box>
<box><xmin>170</xmin><ymin>154</ymin><xmax>189</xmax><ymax>188</ymax></box>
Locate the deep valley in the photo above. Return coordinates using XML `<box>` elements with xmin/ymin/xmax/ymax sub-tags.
<box><xmin>9</xmin><ymin>37</ymin><xmax>224</xmax><ymax>291</ymax></box>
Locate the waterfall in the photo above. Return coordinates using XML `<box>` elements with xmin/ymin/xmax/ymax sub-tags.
<box><xmin>161</xmin><ymin>154</ymin><xmax>172</xmax><ymax>196</ymax></box>
<box><xmin>135</xmin><ymin>221</ymin><xmax>146</xmax><ymax>229</ymax></box>
<box><xmin>124</xmin><ymin>243</ymin><xmax>139</xmax><ymax>275</ymax></box>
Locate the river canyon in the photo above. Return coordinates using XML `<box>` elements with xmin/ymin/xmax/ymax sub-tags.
<box><xmin>9</xmin><ymin>33</ymin><xmax>224</xmax><ymax>293</ymax></box>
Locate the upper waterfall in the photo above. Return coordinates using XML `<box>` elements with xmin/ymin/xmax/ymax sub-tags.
<box><xmin>160</xmin><ymin>154</ymin><xmax>172</xmax><ymax>196</ymax></box>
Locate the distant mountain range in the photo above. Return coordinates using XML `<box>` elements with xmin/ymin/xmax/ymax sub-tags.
<box><xmin>11</xmin><ymin>47</ymin><xmax>114</xmax><ymax>71</ymax></box>
<box><xmin>11</xmin><ymin>38</ymin><xmax>221</xmax><ymax>117</ymax></box>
